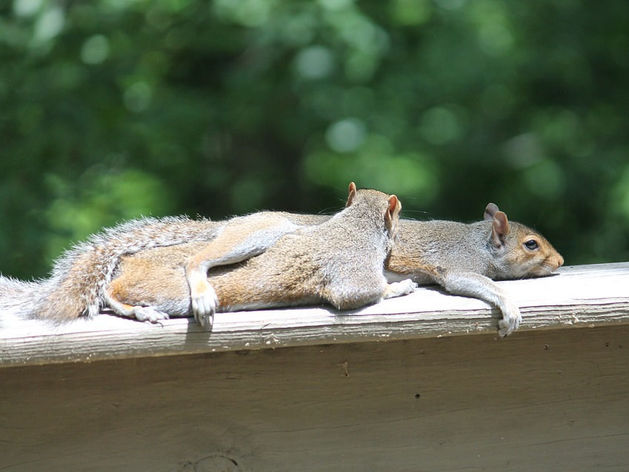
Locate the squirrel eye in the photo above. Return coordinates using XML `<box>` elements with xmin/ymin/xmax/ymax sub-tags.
<box><xmin>524</xmin><ymin>239</ymin><xmax>539</xmax><ymax>251</ymax></box>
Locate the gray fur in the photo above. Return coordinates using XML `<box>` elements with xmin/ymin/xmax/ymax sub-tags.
<box><xmin>0</xmin><ymin>216</ymin><xmax>221</xmax><ymax>321</ymax></box>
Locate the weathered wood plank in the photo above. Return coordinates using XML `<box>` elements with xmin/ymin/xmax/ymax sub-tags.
<box><xmin>1</xmin><ymin>325</ymin><xmax>628</xmax><ymax>471</ymax></box>
<box><xmin>1</xmin><ymin>262</ymin><xmax>628</xmax><ymax>367</ymax></box>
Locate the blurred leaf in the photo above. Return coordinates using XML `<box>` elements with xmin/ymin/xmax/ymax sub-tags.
<box><xmin>1</xmin><ymin>0</ymin><xmax>628</xmax><ymax>277</ymax></box>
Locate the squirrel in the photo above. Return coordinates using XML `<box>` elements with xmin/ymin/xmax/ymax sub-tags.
<box><xmin>104</xmin><ymin>201</ymin><xmax>563</xmax><ymax>336</ymax></box>
<box><xmin>105</xmin><ymin>182</ymin><xmax>417</xmax><ymax>329</ymax></box>
<box><xmin>386</xmin><ymin>203</ymin><xmax>564</xmax><ymax>335</ymax></box>
<box><xmin>0</xmin><ymin>185</ymin><xmax>563</xmax><ymax>336</ymax></box>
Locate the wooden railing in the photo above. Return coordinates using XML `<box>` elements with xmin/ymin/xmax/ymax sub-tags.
<box><xmin>2</xmin><ymin>263</ymin><xmax>628</xmax><ymax>367</ymax></box>
<box><xmin>2</xmin><ymin>263</ymin><xmax>629</xmax><ymax>471</ymax></box>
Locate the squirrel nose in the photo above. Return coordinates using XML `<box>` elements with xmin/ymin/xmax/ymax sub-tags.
<box><xmin>555</xmin><ymin>254</ymin><xmax>564</xmax><ymax>268</ymax></box>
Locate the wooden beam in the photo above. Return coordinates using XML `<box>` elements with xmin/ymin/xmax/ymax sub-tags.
<box><xmin>1</xmin><ymin>262</ymin><xmax>629</xmax><ymax>367</ymax></box>
<box><xmin>2</xmin><ymin>263</ymin><xmax>629</xmax><ymax>471</ymax></box>
<box><xmin>2</xmin><ymin>325</ymin><xmax>629</xmax><ymax>471</ymax></box>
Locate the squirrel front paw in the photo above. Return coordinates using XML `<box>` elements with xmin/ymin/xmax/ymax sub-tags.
<box><xmin>383</xmin><ymin>279</ymin><xmax>418</xmax><ymax>299</ymax></box>
<box><xmin>190</xmin><ymin>278</ymin><xmax>219</xmax><ymax>330</ymax></box>
<box><xmin>498</xmin><ymin>302</ymin><xmax>522</xmax><ymax>337</ymax></box>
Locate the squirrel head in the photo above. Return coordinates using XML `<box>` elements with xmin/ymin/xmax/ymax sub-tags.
<box><xmin>345</xmin><ymin>182</ymin><xmax>402</xmax><ymax>237</ymax></box>
<box><xmin>484</xmin><ymin>203</ymin><xmax>564</xmax><ymax>278</ymax></box>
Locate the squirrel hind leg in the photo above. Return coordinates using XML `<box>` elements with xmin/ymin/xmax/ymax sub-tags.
<box><xmin>186</xmin><ymin>216</ymin><xmax>299</xmax><ymax>329</ymax></box>
<box><xmin>106</xmin><ymin>296</ymin><xmax>171</xmax><ymax>325</ymax></box>
<box><xmin>324</xmin><ymin>276</ymin><xmax>390</xmax><ymax>311</ymax></box>
<box><xmin>133</xmin><ymin>306</ymin><xmax>170</xmax><ymax>323</ymax></box>
<box><xmin>383</xmin><ymin>279</ymin><xmax>418</xmax><ymax>299</ymax></box>
<box><xmin>104</xmin><ymin>284</ymin><xmax>171</xmax><ymax>324</ymax></box>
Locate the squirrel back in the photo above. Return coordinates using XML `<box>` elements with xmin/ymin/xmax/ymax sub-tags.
<box><xmin>213</xmin><ymin>186</ymin><xmax>401</xmax><ymax>312</ymax></box>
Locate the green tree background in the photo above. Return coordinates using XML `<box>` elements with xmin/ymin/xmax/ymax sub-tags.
<box><xmin>1</xmin><ymin>0</ymin><xmax>628</xmax><ymax>279</ymax></box>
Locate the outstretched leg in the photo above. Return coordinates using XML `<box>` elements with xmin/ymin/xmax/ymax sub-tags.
<box><xmin>105</xmin><ymin>250</ymin><xmax>193</xmax><ymax>325</ymax></box>
<box><xmin>104</xmin><ymin>283</ymin><xmax>171</xmax><ymax>324</ymax></box>
<box><xmin>442</xmin><ymin>271</ymin><xmax>521</xmax><ymax>337</ymax></box>
<box><xmin>186</xmin><ymin>214</ymin><xmax>303</xmax><ymax>327</ymax></box>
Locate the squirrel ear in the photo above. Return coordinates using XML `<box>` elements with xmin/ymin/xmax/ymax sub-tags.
<box><xmin>491</xmin><ymin>211</ymin><xmax>510</xmax><ymax>248</ymax></box>
<box><xmin>346</xmin><ymin>182</ymin><xmax>357</xmax><ymax>207</ymax></box>
<box><xmin>484</xmin><ymin>203</ymin><xmax>500</xmax><ymax>221</ymax></box>
<box><xmin>385</xmin><ymin>195</ymin><xmax>400</xmax><ymax>232</ymax></box>
<box><xmin>388</xmin><ymin>195</ymin><xmax>400</xmax><ymax>214</ymax></box>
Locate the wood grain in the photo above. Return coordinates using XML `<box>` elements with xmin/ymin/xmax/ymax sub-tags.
<box><xmin>1</xmin><ymin>325</ymin><xmax>628</xmax><ymax>471</ymax></box>
<box><xmin>1</xmin><ymin>262</ymin><xmax>629</xmax><ymax>367</ymax></box>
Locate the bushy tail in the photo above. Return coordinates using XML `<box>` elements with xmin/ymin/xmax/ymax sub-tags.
<box><xmin>32</xmin><ymin>216</ymin><xmax>221</xmax><ymax>322</ymax></box>
<box><xmin>0</xmin><ymin>276</ymin><xmax>65</xmax><ymax>334</ymax></box>
<box><xmin>0</xmin><ymin>276</ymin><xmax>50</xmax><ymax>320</ymax></box>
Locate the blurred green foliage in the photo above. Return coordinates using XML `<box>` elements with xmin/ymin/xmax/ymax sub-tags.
<box><xmin>1</xmin><ymin>0</ymin><xmax>628</xmax><ymax>278</ymax></box>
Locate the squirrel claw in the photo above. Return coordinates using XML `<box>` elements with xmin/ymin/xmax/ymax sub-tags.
<box><xmin>195</xmin><ymin>310</ymin><xmax>214</xmax><ymax>331</ymax></box>
<box><xmin>498</xmin><ymin>303</ymin><xmax>522</xmax><ymax>337</ymax></box>
<box><xmin>191</xmin><ymin>282</ymin><xmax>219</xmax><ymax>331</ymax></box>
<box><xmin>134</xmin><ymin>306</ymin><xmax>170</xmax><ymax>324</ymax></box>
